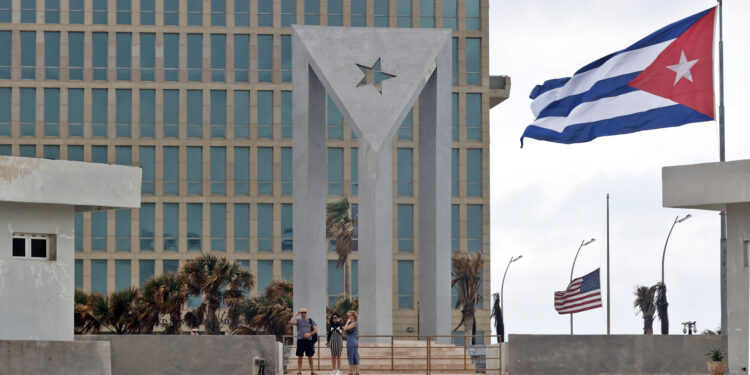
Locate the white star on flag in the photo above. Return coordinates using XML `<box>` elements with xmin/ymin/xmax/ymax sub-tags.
<box><xmin>666</xmin><ymin>50</ymin><xmax>699</xmax><ymax>86</ymax></box>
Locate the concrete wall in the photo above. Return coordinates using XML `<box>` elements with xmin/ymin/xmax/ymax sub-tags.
<box><xmin>505</xmin><ymin>334</ymin><xmax>727</xmax><ymax>375</ymax></box>
<box><xmin>0</xmin><ymin>340</ymin><xmax>112</xmax><ymax>375</ymax></box>
<box><xmin>726</xmin><ymin>203</ymin><xmax>750</xmax><ymax>374</ymax></box>
<box><xmin>77</xmin><ymin>335</ymin><xmax>278</xmax><ymax>375</ymax></box>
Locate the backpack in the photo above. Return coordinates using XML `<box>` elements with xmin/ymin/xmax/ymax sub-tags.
<box><xmin>308</xmin><ymin>319</ymin><xmax>318</xmax><ymax>343</ymax></box>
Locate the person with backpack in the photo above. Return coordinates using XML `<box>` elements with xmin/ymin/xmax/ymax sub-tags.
<box><xmin>289</xmin><ymin>308</ymin><xmax>318</xmax><ymax>375</ymax></box>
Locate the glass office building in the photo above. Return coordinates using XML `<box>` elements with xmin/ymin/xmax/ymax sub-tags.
<box><xmin>0</xmin><ymin>0</ymin><xmax>507</xmax><ymax>337</ymax></box>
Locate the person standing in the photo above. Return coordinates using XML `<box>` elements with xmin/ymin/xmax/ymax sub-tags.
<box><xmin>289</xmin><ymin>308</ymin><xmax>318</xmax><ymax>375</ymax></box>
<box><xmin>327</xmin><ymin>313</ymin><xmax>344</xmax><ymax>375</ymax></box>
<box><xmin>344</xmin><ymin>310</ymin><xmax>359</xmax><ymax>375</ymax></box>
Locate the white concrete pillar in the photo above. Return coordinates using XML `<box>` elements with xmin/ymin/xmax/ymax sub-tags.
<box><xmin>726</xmin><ymin>203</ymin><xmax>750</xmax><ymax>374</ymax></box>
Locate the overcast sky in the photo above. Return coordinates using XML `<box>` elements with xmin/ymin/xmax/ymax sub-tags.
<box><xmin>488</xmin><ymin>0</ymin><xmax>750</xmax><ymax>336</ymax></box>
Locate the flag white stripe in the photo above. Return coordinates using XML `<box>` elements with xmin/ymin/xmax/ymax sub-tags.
<box><xmin>557</xmin><ymin>301</ymin><xmax>603</xmax><ymax>314</ymax></box>
<box><xmin>531</xmin><ymin>39</ymin><xmax>674</xmax><ymax>117</ymax></box>
<box><xmin>531</xmin><ymin>90</ymin><xmax>678</xmax><ymax>133</ymax></box>
<box><xmin>554</xmin><ymin>289</ymin><xmax>600</xmax><ymax>305</ymax></box>
<box><xmin>555</xmin><ymin>293</ymin><xmax>602</xmax><ymax>309</ymax></box>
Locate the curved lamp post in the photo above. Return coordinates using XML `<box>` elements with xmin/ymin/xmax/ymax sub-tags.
<box><xmin>662</xmin><ymin>214</ymin><xmax>692</xmax><ymax>284</ymax></box>
<box><xmin>500</xmin><ymin>255</ymin><xmax>522</xmax><ymax>342</ymax></box>
<box><xmin>570</xmin><ymin>238</ymin><xmax>595</xmax><ymax>334</ymax></box>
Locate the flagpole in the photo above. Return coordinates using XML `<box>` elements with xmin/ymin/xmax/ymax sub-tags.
<box><xmin>717</xmin><ymin>0</ymin><xmax>727</xmax><ymax>334</ymax></box>
<box><xmin>606</xmin><ymin>194</ymin><xmax>610</xmax><ymax>335</ymax></box>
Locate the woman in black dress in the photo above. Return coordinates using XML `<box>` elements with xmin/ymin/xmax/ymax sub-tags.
<box><xmin>327</xmin><ymin>313</ymin><xmax>344</xmax><ymax>375</ymax></box>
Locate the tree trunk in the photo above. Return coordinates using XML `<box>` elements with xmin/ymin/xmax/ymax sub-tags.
<box><xmin>344</xmin><ymin>261</ymin><xmax>351</xmax><ymax>299</ymax></box>
<box><xmin>643</xmin><ymin>314</ymin><xmax>654</xmax><ymax>335</ymax></box>
<box><xmin>205</xmin><ymin>305</ymin><xmax>220</xmax><ymax>334</ymax></box>
<box><xmin>498</xmin><ymin>308</ymin><xmax>505</xmax><ymax>343</ymax></box>
<box><xmin>656</xmin><ymin>284</ymin><xmax>669</xmax><ymax>335</ymax></box>
<box><xmin>462</xmin><ymin>305</ymin><xmax>476</xmax><ymax>346</ymax></box>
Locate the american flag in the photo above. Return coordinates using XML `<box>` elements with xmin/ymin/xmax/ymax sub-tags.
<box><xmin>554</xmin><ymin>268</ymin><xmax>602</xmax><ymax>314</ymax></box>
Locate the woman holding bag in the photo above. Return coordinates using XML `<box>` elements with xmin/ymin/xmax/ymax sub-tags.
<box><xmin>344</xmin><ymin>310</ymin><xmax>360</xmax><ymax>375</ymax></box>
<box><xmin>327</xmin><ymin>313</ymin><xmax>344</xmax><ymax>375</ymax></box>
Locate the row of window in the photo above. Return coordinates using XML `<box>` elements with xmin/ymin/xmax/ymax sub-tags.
<box><xmin>0</xmin><ymin>144</ymin><xmax>482</xmax><ymax>199</ymax></box>
<box><xmin>0</xmin><ymin>0</ymin><xmax>481</xmax><ymax>30</ymax></box>
<box><xmin>0</xmin><ymin>88</ymin><xmax>483</xmax><ymax>141</ymax></box>
<box><xmin>0</xmin><ymin>31</ymin><xmax>481</xmax><ymax>86</ymax></box>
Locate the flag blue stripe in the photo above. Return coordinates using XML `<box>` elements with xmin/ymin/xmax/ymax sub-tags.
<box><xmin>521</xmin><ymin>104</ymin><xmax>712</xmax><ymax>146</ymax></box>
<box><xmin>529</xmin><ymin>77</ymin><xmax>571</xmax><ymax>100</ymax></box>
<box><xmin>536</xmin><ymin>73</ymin><xmax>641</xmax><ymax>119</ymax></box>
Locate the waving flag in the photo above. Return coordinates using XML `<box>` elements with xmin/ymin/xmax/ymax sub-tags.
<box><xmin>555</xmin><ymin>269</ymin><xmax>602</xmax><ymax>314</ymax></box>
<box><xmin>521</xmin><ymin>8</ymin><xmax>716</xmax><ymax>146</ymax></box>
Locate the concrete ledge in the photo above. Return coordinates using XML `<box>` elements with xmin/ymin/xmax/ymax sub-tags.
<box><xmin>506</xmin><ymin>334</ymin><xmax>726</xmax><ymax>375</ymax></box>
<box><xmin>0</xmin><ymin>340</ymin><xmax>112</xmax><ymax>375</ymax></box>
<box><xmin>663</xmin><ymin>159</ymin><xmax>750</xmax><ymax>211</ymax></box>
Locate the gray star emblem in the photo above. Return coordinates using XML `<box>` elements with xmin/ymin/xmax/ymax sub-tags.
<box><xmin>356</xmin><ymin>58</ymin><xmax>396</xmax><ymax>94</ymax></box>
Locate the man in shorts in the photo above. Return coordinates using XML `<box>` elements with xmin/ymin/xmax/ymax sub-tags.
<box><xmin>289</xmin><ymin>308</ymin><xmax>318</xmax><ymax>375</ymax></box>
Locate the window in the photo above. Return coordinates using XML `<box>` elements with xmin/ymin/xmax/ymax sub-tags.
<box><xmin>451</xmin><ymin>149</ymin><xmax>459</xmax><ymax>196</ymax></box>
<box><xmin>328</xmin><ymin>0</ymin><xmax>341</xmax><ymax>26</ymax></box>
<box><xmin>258</xmin><ymin>260</ymin><xmax>273</xmax><ymax>294</ymax></box>
<box><xmin>281</xmin><ymin>35</ymin><xmax>292</xmax><ymax>82</ymax></box>
<box><xmin>281</xmin><ymin>147</ymin><xmax>292</xmax><ymax>195</ymax></box>
<box><xmin>116</xmin><ymin>89</ymin><xmax>132</xmax><ymax>137</ymax></box>
<box><xmin>234</xmin><ymin>90</ymin><xmax>249</xmax><ymax>138</ymax></box>
<box><xmin>466</xmin><ymin>38</ymin><xmax>481</xmax><ymax>85</ymax></box>
<box><xmin>397</xmin><ymin>260</ymin><xmax>414</xmax><ymax>308</ymax></box>
<box><xmin>281</xmin><ymin>260</ymin><xmax>293</xmax><ymax>282</ymax></box>
<box><xmin>467</xmin><ymin>149</ymin><xmax>482</xmax><ymax>197</ymax></box>
<box><xmin>235</xmin><ymin>0</ymin><xmax>249</xmax><ymax>26</ymax></box>
<box><xmin>304</xmin><ymin>0</ymin><xmax>318</xmax><ymax>24</ymax></box>
<box><xmin>19</xmin><ymin>145</ymin><xmax>35</xmax><ymax>157</ymax></box>
<box><xmin>467</xmin><ymin>204</ymin><xmax>482</xmax><ymax>252</ymax></box>
<box><xmin>327</xmin><ymin>96</ymin><xmax>342</xmax><ymax>139</ymax></box>
<box><xmin>20</xmin><ymin>31</ymin><xmax>35</xmax><ymax>79</ymax></box>
<box><xmin>91</xmin><ymin>145</ymin><xmax>107</xmax><ymax>163</ymax></box>
<box><xmin>140</xmin><ymin>146</ymin><xmax>155</xmax><ymax>194</ymax></box>
<box><xmin>187</xmin><ymin>147</ymin><xmax>203</xmax><ymax>195</ymax></box>
<box><xmin>397</xmin><ymin>204</ymin><xmax>413</xmax><ymax>252</ymax></box>
<box><xmin>258</xmin><ymin>35</ymin><xmax>273</xmax><ymax>82</ymax></box>
<box><xmin>163</xmin><ymin>203</ymin><xmax>179</xmax><ymax>251</ymax></box>
<box><xmin>92</xmin><ymin>89</ymin><xmax>108</xmax><ymax>137</ymax></box>
<box><xmin>187</xmin><ymin>90</ymin><xmax>202</xmax><ymax>137</ymax></box>
<box><xmin>281</xmin><ymin>203</ymin><xmax>293</xmax><ymax>251</ymax></box>
<box><xmin>211</xmin><ymin>0</ymin><xmax>225</xmax><ymax>26</ymax></box>
<box><xmin>452</xmin><ymin>37</ymin><xmax>458</xmax><ymax>85</ymax></box>
<box><xmin>75</xmin><ymin>260</ymin><xmax>83</xmax><ymax>288</ymax></box>
<box><xmin>44</xmin><ymin>89</ymin><xmax>60</xmax><ymax>137</ymax></box>
<box><xmin>257</xmin><ymin>203</ymin><xmax>273</xmax><ymax>251</ymax></box>
<box><xmin>0</xmin><ymin>32</ymin><xmax>10</xmax><ymax>78</ymax></box>
<box><xmin>210</xmin><ymin>34</ymin><xmax>226</xmax><ymax>82</ymax></box>
<box><xmin>350</xmin><ymin>0</ymin><xmax>364</xmax><ymax>26</ymax></box>
<box><xmin>328</xmin><ymin>148</ymin><xmax>342</xmax><ymax>195</ymax></box>
<box><xmin>351</xmin><ymin>148</ymin><xmax>358</xmax><ymax>195</ymax></box>
<box><xmin>43</xmin><ymin>145</ymin><xmax>59</xmax><ymax>159</ymax></box>
<box><xmin>210</xmin><ymin>204</ymin><xmax>226</xmax><ymax>251</ymax></box>
<box><xmin>210</xmin><ymin>90</ymin><xmax>226</xmax><ymax>137</ymax></box>
<box><xmin>187</xmin><ymin>204</ymin><xmax>202</xmax><ymax>251</ymax></box>
<box><xmin>163</xmin><ymin>0</ymin><xmax>178</xmax><ymax>25</ymax></box>
<box><xmin>68</xmin><ymin>89</ymin><xmax>83</xmax><ymax>136</ymax></box>
<box><xmin>327</xmin><ymin>260</ymin><xmax>343</xmax><ymax>306</ymax></box>
<box><xmin>187</xmin><ymin>34</ymin><xmax>203</xmax><ymax>81</ymax></box>
<box><xmin>397</xmin><ymin>0</ymin><xmax>411</xmax><ymax>27</ymax></box>
<box><xmin>257</xmin><ymin>147</ymin><xmax>273</xmax><ymax>195</ymax></box>
<box><xmin>452</xmin><ymin>93</ymin><xmax>458</xmax><ymax>140</ymax></box>
<box><xmin>234</xmin><ymin>34</ymin><xmax>249</xmax><ymax>82</ymax></box>
<box><xmin>163</xmin><ymin>90</ymin><xmax>179</xmax><ymax>137</ymax></box>
<box><xmin>374</xmin><ymin>1</ymin><xmax>388</xmax><ymax>26</ymax></box>
<box><xmin>210</xmin><ymin>147</ymin><xmax>226</xmax><ymax>195</ymax></box>
<box><xmin>397</xmin><ymin>148</ymin><xmax>413</xmax><ymax>196</ymax></box>
<box><xmin>140</xmin><ymin>89</ymin><xmax>155</xmax><ymax>137</ymax></box>
<box><xmin>117</xmin><ymin>0</ymin><xmax>131</xmax><ymax>24</ymax></box>
<box><xmin>44</xmin><ymin>31</ymin><xmax>60</xmax><ymax>79</ymax></box>
<box><xmin>163</xmin><ymin>34</ymin><xmax>179</xmax><ymax>80</ymax></box>
<box><xmin>443</xmin><ymin>0</ymin><xmax>456</xmax><ymax>29</ymax></box>
<box><xmin>140</xmin><ymin>0</ymin><xmax>155</xmax><ymax>24</ymax></box>
<box><xmin>0</xmin><ymin>145</ymin><xmax>10</xmax><ymax>155</ymax></box>
<box><xmin>466</xmin><ymin>93</ymin><xmax>482</xmax><ymax>140</ymax></box>
<box><xmin>91</xmin><ymin>260</ymin><xmax>107</xmax><ymax>295</ymax></box>
<box><xmin>163</xmin><ymin>146</ymin><xmax>179</xmax><ymax>194</ymax></box>
<box><xmin>0</xmin><ymin>0</ymin><xmax>11</xmax><ymax>22</ymax></box>
<box><xmin>140</xmin><ymin>33</ymin><xmax>155</xmax><ymax>81</ymax></box>
<box><xmin>20</xmin><ymin>0</ymin><xmax>35</xmax><ymax>23</ymax></box>
<box><xmin>258</xmin><ymin>0</ymin><xmax>273</xmax><ymax>26</ymax></box>
<box><xmin>68</xmin><ymin>145</ymin><xmax>83</xmax><ymax>161</ymax></box>
<box><xmin>69</xmin><ymin>0</ymin><xmax>83</xmax><ymax>23</ymax></box>
<box><xmin>115</xmin><ymin>209</ymin><xmax>131</xmax><ymax>251</ymax></box>
<box><xmin>139</xmin><ymin>260</ymin><xmax>154</xmax><ymax>286</ymax></box>
<box><xmin>19</xmin><ymin>88</ymin><xmax>35</xmax><ymax>137</ymax></box>
<box><xmin>187</xmin><ymin>0</ymin><xmax>202</xmax><ymax>25</ymax></box>
<box><xmin>92</xmin><ymin>33</ymin><xmax>108</xmax><ymax>80</ymax></box>
<box><xmin>229</xmin><ymin>147</ymin><xmax>249</xmax><ymax>195</ymax></box>
<box><xmin>91</xmin><ymin>211</ymin><xmax>107</xmax><ymax>251</ymax></box>
<box><xmin>257</xmin><ymin>91</ymin><xmax>273</xmax><ymax>138</ymax></box>
<box><xmin>163</xmin><ymin>260</ymin><xmax>179</xmax><ymax>274</ymax></box>
<box><xmin>12</xmin><ymin>234</ymin><xmax>53</xmax><ymax>259</ymax></box>
<box><xmin>115</xmin><ymin>260</ymin><xmax>131</xmax><ymax>291</ymax></box>
<box><xmin>398</xmin><ymin>109</ymin><xmax>412</xmax><ymax>140</ymax></box>
<box><xmin>451</xmin><ymin>204</ymin><xmax>459</xmax><ymax>251</ymax></box>
<box><xmin>68</xmin><ymin>32</ymin><xmax>84</xmax><ymax>80</ymax></box>
<box><xmin>0</xmin><ymin>88</ymin><xmax>10</xmax><ymax>136</ymax></box>
<box><xmin>93</xmin><ymin>0</ymin><xmax>108</xmax><ymax>24</ymax></box>
<box><xmin>351</xmin><ymin>259</ymin><xmax>358</xmax><ymax>295</ymax></box>
<box><xmin>281</xmin><ymin>91</ymin><xmax>292</xmax><ymax>138</ymax></box>
<box><xmin>420</xmin><ymin>0</ymin><xmax>434</xmax><ymax>27</ymax></box>
<box><xmin>234</xmin><ymin>203</ymin><xmax>249</xmax><ymax>251</ymax></box>
<box><xmin>115</xmin><ymin>146</ymin><xmax>131</xmax><ymax>165</ymax></box>
<box><xmin>281</xmin><ymin>0</ymin><xmax>296</xmax><ymax>26</ymax></box>
<box><xmin>466</xmin><ymin>0</ymin><xmax>480</xmax><ymax>30</ymax></box>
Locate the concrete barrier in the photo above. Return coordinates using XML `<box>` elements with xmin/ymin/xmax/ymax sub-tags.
<box><xmin>76</xmin><ymin>334</ymin><xmax>278</xmax><ymax>375</ymax></box>
<box><xmin>0</xmin><ymin>340</ymin><xmax>112</xmax><ymax>375</ymax></box>
<box><xmin>505</xmin><ymin>334</ymin><xmax>727</xmax><ymax>375</ymax></box>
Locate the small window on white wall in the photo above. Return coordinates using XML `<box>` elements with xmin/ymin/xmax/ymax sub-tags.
<box><xmin>12</xmin><ymin>234</ymin><xmax>55</xmax><ymax>260</ymax></box>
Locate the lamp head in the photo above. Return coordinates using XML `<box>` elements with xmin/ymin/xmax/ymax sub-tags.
<box><xmin>677</xmin><ymin>214</ymin><xmax>692</xmax><ymax>223</ymax></box>
<box><xmin>512</xmin><ymin>255</ymin><xmax>523</xmax><ymax>262</ymax></box>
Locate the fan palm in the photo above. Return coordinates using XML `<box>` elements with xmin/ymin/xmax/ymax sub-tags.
<box><xmin>633</xmin><ymin>285</ymin><xmax>658</xmax><ymax>335</ymax></box>
<box><xmin>181</xmin><ymin>254</ymin><xmax>254</xmax><ymax>334</ymax></box>
<box><xmin>452</xmin><ymin>251</ymin><xmax>483</xmax><ymax>345</ymax></box>
<box><xmin>655</xmin><ymin>282</ymin><xmax>669</xmax><ymax>334</ymax></box>
<box><xmin>491</xmin><ymin>293</ymin><xmax>504</xmax><ymax>343</ymax></box>
<box><xmin>235</xmin><ymin>279</ymin><xmax>294</xmax><ymax>339</ymax></box>
<box><xmin>74</xmin><ymin>289</ymin><xmax>101</xmax><ymax>334</ymax></box>
<box><xmin>84</xmin><ymin>287</ymin><xmax>139</xmax><ymax>334</ymax></box>
<box><xmin>326</xmin><ymin>198</ymin><xmax>357</xmax><ymax>298</ymax></box>
<box><xmin>328</xmin><ymin>295</ymin><xmax>359</xmax><ymax>318</ymax></box>
<box><xmin>140</xmin><ymin>273</ymin><xmax>188</xmax><ymax>334</ymax></box>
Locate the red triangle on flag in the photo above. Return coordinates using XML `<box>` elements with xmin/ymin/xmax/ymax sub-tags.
<box><xmin>628</xmin><ymin>8</ymin><xmax>716</xmax><ymax>119</ymax></box>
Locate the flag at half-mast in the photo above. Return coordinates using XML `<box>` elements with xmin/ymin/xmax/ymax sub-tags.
<box><xmin>521</xmin><ymin>7</ymin><xmax>716</xmax><ymax>146</ymax></box>
<box><xmin>555</xmin><ymin>268</ymin><xmax>602</xmax><ymax>314</ymax></box>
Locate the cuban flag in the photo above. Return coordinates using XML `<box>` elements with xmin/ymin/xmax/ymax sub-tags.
<box><xmin>521</xmin><ymin>8</ymin><xmax>716</xmax><ymax>146</ymax></box>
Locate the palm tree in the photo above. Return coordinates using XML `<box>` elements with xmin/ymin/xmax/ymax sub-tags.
<box><xmin>74</xmin><ymin>289</ymin><xmax>101</xmax><ymax>334</ymax></box>
<box><xmin>633</xmin><ymin>285</ymin><xmax>658</xmax><ymax>335</ymax></box>
<box><xmin>236</xmin><ymin>279</ymin><xmax>294</xmax><ymax>339</ymax></box>
<box><xmin>84</xmin><ymin>287</ymin><xmax>139</xmax><ymax>334</ymax></box>
<box><xmin>491</xmin><ymin>293</ymin><xmax>504</xmax><ymax>343</ymax></box>
<box><xmin>181</xmin><ymin>254</ymin><xmax>254</xmax><ymax>334</ymax></box>
<box><xmin>655</xmin><ymin>282</ymin><xmax>669</xmax><ymax>334</ymax></box>
<box><xmin>140</xmin><ymin>273</ymin><xmax>188</xmax><ymax>334</ymax></box>
<box><xmin>326</xmin><ymin>198</ymin><xmax>357</xmax><ymax>298</ymax></box>
<box><xmin>452</xmin><ymin>251</ymin><xmax>483</xmax><ymax>345</ymax></box>
<box><xmin>329</xmin><ymin>295</ymin><xmax>359</xmax><ymax>318</ymax></box>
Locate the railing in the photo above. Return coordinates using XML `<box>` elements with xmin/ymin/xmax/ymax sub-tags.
<box><xmin>282</xmin><ymin>334</ymin><xmax>501</xmax><ymax>374</ymax></box>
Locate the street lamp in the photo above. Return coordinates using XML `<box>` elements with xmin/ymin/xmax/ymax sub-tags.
<box><xmin>500</xmin><ymin>255</ymin><xmax>522</xmax><ymax>342</ymax></box>
<box><xmin>682</xmin><ymin>321</ymin><xmax>697</xmax><ymax>335</ymax></box>
<box><xmin>570</xmin><ymin>238</ymin><xmax>595</xmax><ymax>334</ymax></box>
<box><xmin>662</xmin><ymin>214</ymin><xmax>692</xmax><ymax>284</ymax></box>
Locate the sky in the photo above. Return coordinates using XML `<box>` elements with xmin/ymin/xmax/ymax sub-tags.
<box><xmin>488</xmin><ymin>0</ymin><xmax>750</xmax><ymax>336</ymax></box>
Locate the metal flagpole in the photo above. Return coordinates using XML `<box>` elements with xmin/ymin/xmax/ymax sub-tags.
<box><xmin>717</xmin><ymin>0</ymin><xmax>727</xmax><ymax>334</ymax></box>
<box><xmin>606</xmin><ymin>194</ymin><xmax>610</xmax><ymax>335</ymax></box>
